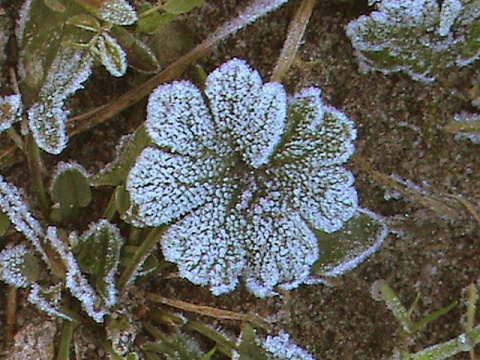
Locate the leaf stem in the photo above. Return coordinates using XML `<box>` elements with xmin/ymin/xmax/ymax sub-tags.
<box><xmin>6</xmin><ymin>285</ymin><xmax>17</xmax><ymax>345</ymax></box>
<box><xmin>270</xmin><ymin>0</ymin><xmax>316</xmax><ymax>82</ymax></box>
<box><xmin>56</xmin><ymin>320</ymin><xmax>75</xmax><ymax>360</ymax></box>
<box><xmin>25</xmin><ymin>134</ymin><xmax>51</xmax><ymax>219</ymax></box>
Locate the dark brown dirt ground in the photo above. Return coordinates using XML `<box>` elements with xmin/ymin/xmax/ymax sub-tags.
<box><xmin>1</xmin><ymin>0</ymin><xmax>480</xmax><ymax>359</ymax></box>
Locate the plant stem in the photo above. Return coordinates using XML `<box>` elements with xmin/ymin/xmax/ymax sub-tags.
<box><xmin>56</xmin><ymin>320</ymin><xmax>75</xmax><ymax>360</ymax></box>
<box><xmin>6</xmin><ymin>286</ymin><xmax>17</xmax><ymax>345</ymax></box>
<box><xmin>117</xmin><ymin>226</ymin><xmax>165</xmax><ymax>294</ymax></box>
<box><xmin>147</xmin><ymin>294</ymin><xmax>271</xmax><ymax>329</ymax></box>
<box><xmin>25</xmin><ymin>134</ymin><xmax>50</xmax><ymax>219</ymax></box>
<box><xmin>270</xmin><ymin>0</ymin><xmax>316</xmax><ymax>82</ymax></box>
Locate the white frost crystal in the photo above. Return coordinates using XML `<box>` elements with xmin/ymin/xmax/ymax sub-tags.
<box><xmin>126</xmin><ymin>59</ymin><xmax>357</xmax><ymax>297</ymax></box>
<box><xmin>0</xmin><ymin>244</ymin><xmax>30</xmax><ymax>288</ymax></box>
<box><xmin>261</xmin><ymin>331</ymin><xmax>314</xmax><ymax>360</ymax></box>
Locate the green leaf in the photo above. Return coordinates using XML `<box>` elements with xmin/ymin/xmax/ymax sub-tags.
<box><xmin>163</xmin><ymin>0</ymin><xmax>206</xmax><ymax>15</ymax></box>
<box><xmin>311</xmin><ymin>209</ymin><xmax>388</xmax><ymax>277</ymax></box>
<box><xmin>50</xmin><ymin>162</ymin><xmax>92</xmax><ymax>221</ymax></box>
<box><xmin>110</xmin><ymin>25</ymin><xmax>160</xmax><ymax>72</ymax></box>
<box><xmin>137</xmin><ymin>3</ymin><xmax>176</xmax><ymax>35</ymax></box>
<box><xmin>91</xmin><ymin>125</ymin><xmax>151</xmax><ymax>187</ymax></box>
<box><xmin>95</xmin><ymin>32</ymin><xmax>128</xmax><ymax>77</ymax></box>
<box><xmin>72</xmin><ymin>220</ymin><xmax>123</xmax><ymax>306</ymax></box>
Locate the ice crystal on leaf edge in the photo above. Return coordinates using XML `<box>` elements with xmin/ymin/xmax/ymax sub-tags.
<box><xmin>126</xmin><ymin>59</ymin><xmax>364</xmax><ymax>298</ymax></box>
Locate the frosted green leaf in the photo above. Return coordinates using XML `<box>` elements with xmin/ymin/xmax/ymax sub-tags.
<box><xmin>76</xmin><ymin>0</ymin><xmax>137</xmax><ymax>25</ymax></box>
<box><xmin>310</xmin><ymin>209</ymin><xmax>388</xmax><ymax>279</ymax></box>
<box><xmin>346</xmin><ymin>0</ymin><xmax>480</xmax><ymax>82</ymax></box>
<box><xmin>0</xmin><ymin>175</ymin><xmax>47</xmax><ymax>263</ymax></box>
<box><xmin>28</xmin><ymin>103</ymin><xmax>68</xmax><ymax>155</ymax></box>
<box><xmin>71</xmin><ymin>220</ymin><xmax>123</xmax><ymax>309</ymax></box>
<box><xmin>28</xmin><ymin>283</ymin><xmax>72</xmax><ymax>321</ymax></box>
<box><xmin>0</xmin><ymin>244</ymin><xmax>35</xmax><ymax>288</ymax></box>
<box><xmin>27</xmin><ymin>44</ymin><xmax>94</xmax><ymax>154</ymax></box>
<box><xmin>0</xmin><ymin>95</ymin><xmax>23</xmax><ymax>133</ymax></box>
<box><xmin>126</xmin><ymin>59</ymin><xmax>359</xmax><ymax>297</ymax></box>
<box><xmin>46</xmin><ymin>226</ymin><xmax>109</xmax><ymax>322</ymax></box>
<box><xmin>95</xmin><ymin>32</ymin><xmax>128</xmax><ymax>77</ymax></box>
<box><xmin>50</xmin><ymin>162</ymin><xmax>92</xmax><ymax>221</ymax></box>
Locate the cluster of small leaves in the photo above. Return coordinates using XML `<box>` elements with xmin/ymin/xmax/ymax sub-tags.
<box><xmin>0</xmin><ymin>174</ymin><xmax>124</xmax><ymax>323</ymax></box>
<box><xmin>346</xmin><ymin>0</ymin><xmax>480</xmax><ymax>82</ymax></box>
<box><xmin>14</xmin><ymin>0</ymin><xmax>159</xmax><ymax>154</ymax></box>
<box><xmin>122</xmin><ymin>58</ymin><xmax>389</xmax><ymax>298</ymax></box>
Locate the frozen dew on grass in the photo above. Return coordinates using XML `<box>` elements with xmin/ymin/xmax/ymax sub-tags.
<box><xmin>346</xmin><ymin>0</ymin><xmax>480</xmax><ymax>82</ymax></box>
<box><xmin>126</xmin><ymin>58</ymin><xmax>360</xmax><ymax>297</ymax></box>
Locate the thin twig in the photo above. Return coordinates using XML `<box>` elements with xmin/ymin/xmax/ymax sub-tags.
<box><xmin>147</xmin><ymin>294</ymin><xmax>271</xmax><ymax>329</ymax></box>
<box><xmin>6</xmin><ymin>285</ymin><xmax>17</xmax><ymax>345</ymax></box>
<box><xmin>270</xmin><ymin>0</ymin><xmax>316</xmax><ymax>82</ymax></box>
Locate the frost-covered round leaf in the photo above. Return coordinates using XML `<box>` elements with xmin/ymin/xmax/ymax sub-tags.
<box><xmin>126</xmin><ymin>58</ymin><xmax>364</xmax><ymax>297</ymax></box>
<box><xmin>26</xmin><ymin>44</ymin><xmax>93</xmax><ymax>154</ymax></box>
<box><xmin>0</xmin><ymin>95</ymin><xmax>23</xmax><ymax>133</ymax></box>
<box><xmin>95</xmin><ymin>32</ymin><xmax>128</xmax><ymax>77</ymax></box>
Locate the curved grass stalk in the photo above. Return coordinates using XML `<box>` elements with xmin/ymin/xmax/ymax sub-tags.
<box><xmin>270</xmin><ymin>0</ymin><xmax>316</xmax><ymax>82</ymax></box>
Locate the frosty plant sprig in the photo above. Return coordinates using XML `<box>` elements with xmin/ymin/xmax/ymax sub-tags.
<box><xmin>346</xmin><ymin>0</ymin><xmax>480</xmax><ymax>83</ymax></box>
<box><xmin>118</xmin><ymin>58</ymin><xmax>387</xmax><ymax>297</ymax></box>
<box><xmin>11</xmin><ymin>0</ymin><xmax>159</xmax><ymax>155</ymax></box>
